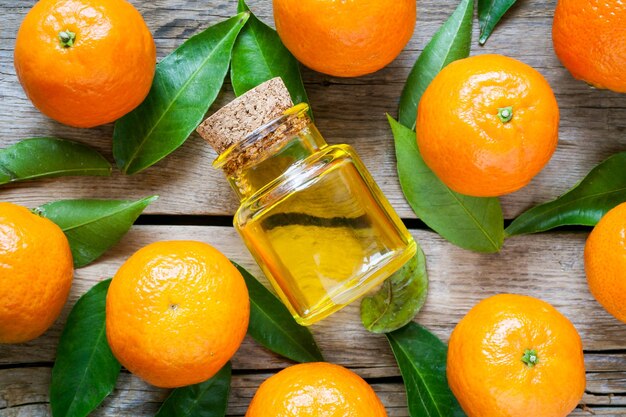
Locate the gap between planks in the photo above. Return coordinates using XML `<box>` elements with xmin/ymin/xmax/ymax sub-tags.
<box><xmin>1</xmin><ymin>367</ymin><xmax>625</xmax><ymax>417</ymax></box>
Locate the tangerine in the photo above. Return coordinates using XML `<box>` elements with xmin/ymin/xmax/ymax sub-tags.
<box><xmin>447</xmin><ymin>294</ymin><xmax>585</xmax><ymax>417</ymax></box>
<box><xmin>584</xmin><ymin>202</ymin><xmax>626</xmax><ymax>323</ymax></box>
<box><xmin>416</xmin><ymin>54</ymin><xmax>559</xmax><ymax>197</ymax></box>
<box><xmin>246</xmin><ymin>362</ymin><xmax>388</xmax><ymax>417</ymax></box>
<box><xmin>106</xmin><ymin>240</ymin><xmax>249</xmax><ymax>388</ymax></box>
<box><xmin>553</xmin><ymin>0</ymin><xmax>626</xmax><ymax>93</ymax></box>
<box><xmin>14</xmin><ymin>0</ymin><xmax>156</xmax><ymax>128</ymax></box>
<box><xmin>273</xmin><ymin>0</ymin><xmax>416</xmax><ymax>77</ymax></box>
<box><xmin>0</xmin><ymin>202</ymin><xmax>73</xmax><ymax>344</ymax></box>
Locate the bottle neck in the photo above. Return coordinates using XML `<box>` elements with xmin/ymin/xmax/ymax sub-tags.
<box><xmin>214</xmin><ymin>105</ymin><xmax>327</xmax><ymax>201</ymax></box>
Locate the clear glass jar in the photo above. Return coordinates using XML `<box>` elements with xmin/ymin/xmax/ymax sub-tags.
<box><xmin>213</xmin><ymin>103</ymin><xmax>416</xmax><ymax>325</ymax></box>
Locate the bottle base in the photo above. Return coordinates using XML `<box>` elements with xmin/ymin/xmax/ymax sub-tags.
<box><xmin>293</xmin><ymin>238</ymin><xmax>418</xmax><ymax>326</ymax></box>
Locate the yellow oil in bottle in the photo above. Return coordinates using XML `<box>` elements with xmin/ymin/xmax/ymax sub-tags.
<box><xmin>199</xmin><ymin>79</ymin><xmax>416</xmax><ymax>326</ymax></box>
<box><xmin>231</xmin><ymin>129</ymin><xmax>416</xmax><ymax>325</ymax></box>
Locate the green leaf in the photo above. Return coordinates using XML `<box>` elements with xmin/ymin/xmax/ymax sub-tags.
<box><xmin>389</xmin><ymin>115</ymin><xmax>504</xmax><ymax>252</ymax></box>
<box><xmin>0</xmin><ymin>137</ymin><xmax>110</xmax><ymax>185</ymax></box>
<box><xmin>398</xmin><ymin>0</ymin><xmax>473</xmax><ymax>130</ymax></box>
<box><xmin>35</xmin><ymin>196</ymin><xmax>157</xmax><ymax>268</ymax></box>
<box><xmin>478</xmin><ymin>0</ymin><xmax>517</xmax><ymax>45</ymax></box>
<box><xmin>232</xmin><ymin>262</ymin><xmax>324</xmax><ymax>363</ymax></box>
<box><xmin>387</xmin><ymin>323</ymin><xmax>466</xmax><ymax>417</ymax></box>
<box><xmin>155</xmin><ymin>363</ymin><xmax>231</xmax><ymax>417</ymax></box>
<box><xmin>113</xmin><ymin>13</ymin><xmax>249</xmax><ymax>174</ymax></box>
<box><xmin>361</xmin><ymin>247</ymin><xmax>428</xmax><ymax>334</ymax></box>
<box><xmin>50</xmin><ymin>279</ymin><xmax>121</xmax><ymax>417</ymax></box>
<box><xmin>232</xmin><ymin>0</ymin><xmax>310</xmax><ymax>116</ymax></box>
<box><xmin>506</xmin><ymin>152</ymin><xmax>626</xmax><ymax>236</ymax></box>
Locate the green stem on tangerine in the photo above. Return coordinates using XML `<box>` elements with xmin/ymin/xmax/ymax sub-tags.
<box><xmin>59</xmin><ymin>30</ymin><xmax>76</xmax><ymax>48</ymax></box>
<box><xmin>498</xmin><ymin>106</ymin><xmax>514</xmax><ymax>123</ymax></box>
<box><xmin>521</xmin><ymin>349</ymin><xmax>539</xmax><ymax>367</ymax></box>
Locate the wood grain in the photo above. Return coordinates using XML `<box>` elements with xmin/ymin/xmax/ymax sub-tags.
<box><xmin>1</xmin><ymin>225</ymin><xmax>626</xmax><ymax>367</ymax></box>
<box><xmin>2</xmin><ymin>0</ymin><xmax>626</xmax><ymax>415</ymax></box>
<box><xmin>1</xmin><ymin>0</ymin><xmax>625</xmax><ymax>219</ymax></box>
<box><xmin>1</xmin><ymin>226</ymin><xmax>625</xmax><ymax>416</ymax></box>
<box><xmin>1</xmin><ymin>366</ymin><xmax>625</xmax><ymax>417</ymax></box>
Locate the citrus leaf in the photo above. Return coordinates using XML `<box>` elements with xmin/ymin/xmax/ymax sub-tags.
<box><xmin>478</xmin><ymin>0</ymin><xmax>517</xmax><ymax>45</ymax></box>
<box><xmin>50</xmin><ymin>279</ymin><xmax>120</xmax><ymax>417</ymax></box>
<box><xmin>0</xmin><ymin>137</ymin><xmax>110</xmax><ymax>185</ymax></box>
<box><xmin>34</xmin><ymin>196</ymin><xmax>157</xmax><ymax>268</ymax></box>
<box><xmin>398</xmin><ymin>0</ymin><xmax>473</xmax><ymax>130</ymax></box>
<box><xmin>232</xmin><ymin>0</ymin><xmax>310</xmax><ymax>116</ymax></box>
<box><xmin>155</xmin><ymin>363</ymin><xmax>231</xmax><ymax>417</ymax></box>
<box><xmin>387</xmin><ymin>323</ymin><xmax>466</xmax><ymax>417</ymax></box>
<box><xmin>113</xmin><ymin>13</ymin><xmax>249</xmax><ymax>175</ymax></box>
<box><xmin>232</xmin><ymin>262</ymin><xmax>323</xmax><ymax>363</ymax></box>
<box><xmin>389</xmin><ymin>115</ymin><xmax>504</xmax><ymax>252</ymax></box>
<box><xmin>361</xmin><ymin>247</ymin><xmax>428</xmax><ymax>334</ymax></box>
<box><xmin>506</xmin><ymin>152</ymin><xmax>626</xmax><ymax>236</ymax></box>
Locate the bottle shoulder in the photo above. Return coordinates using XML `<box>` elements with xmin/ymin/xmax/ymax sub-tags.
<box><xmin>233</xmin><ymin>144</ymin><xmax>359</xmax><ymax>227</ymax></box>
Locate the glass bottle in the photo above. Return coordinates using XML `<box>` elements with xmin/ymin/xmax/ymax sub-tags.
<box><xmin>197</xmin><ymin>78</ymin><xmax>416</xmax><ymax>325</ymax></box>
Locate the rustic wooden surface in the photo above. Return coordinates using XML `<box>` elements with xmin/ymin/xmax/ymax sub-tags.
<box><xmin>1</xmin><ymin>0</ymin><xmax>626</xmax><ymax>416</ymax></box>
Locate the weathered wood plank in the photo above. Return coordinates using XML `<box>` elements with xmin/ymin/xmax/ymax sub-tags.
<box><xmin>2</xmin><ymin>0</ymin><xmax>626</xmax><ymax>415</ymax></box>
<box><xmin>1</xmin><ymin>367</ymin><xmax>624</xmax><ymax>417</ymax></box>
<box><xmin>0</xmin><ymin>226</ymin><xmax>624</xmax><ymax>369</ymax></box>
<box><xmin>1</xmin><ymin>0</ymin><xmax>625</xmax><ymax>219</ymax></box>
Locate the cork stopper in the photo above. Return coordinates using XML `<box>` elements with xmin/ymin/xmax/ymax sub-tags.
<box><xmin>197</xmin><ymin>77</ymin><xmax>295</xmax><ymax>154</ymax></box>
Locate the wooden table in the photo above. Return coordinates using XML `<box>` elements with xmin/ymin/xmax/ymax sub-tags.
<box><xmin>2</xmin><ymin>0</ymin><xmax>626</xmax><ymax>415</ymax></box>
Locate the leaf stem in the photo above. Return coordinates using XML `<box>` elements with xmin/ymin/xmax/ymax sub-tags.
<box><xmin>521</xmin><ymin>348</ymin><xmax>539</xmax><ymax>367</ymax></box>
<box><xmin>59</xmin><ymin>30</ymin><xmax>76</xmax><ymax>48</ymax></box>
<box><xmin>498</xmin><ymin>106</ymin><xmax>513</xmax><ymax>123</ymax></box>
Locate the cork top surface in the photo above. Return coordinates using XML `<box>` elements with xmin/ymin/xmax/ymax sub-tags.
<box><xmin>197</xmin><ymin>77</ymin><xmax>294</xmax><ymax>154</ymax></box>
